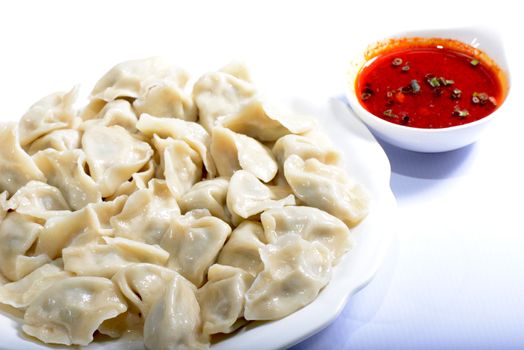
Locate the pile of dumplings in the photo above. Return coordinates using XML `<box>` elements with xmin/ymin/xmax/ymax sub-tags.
<box><xmin>0</xmin><ymin>58</ymin><xmax>369</xmax><ymax>349</ymax></box>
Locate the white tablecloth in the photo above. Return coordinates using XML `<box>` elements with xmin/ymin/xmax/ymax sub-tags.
<box><xmin>1</xmin><ymin>1</ymin><xmax>522</xmax><ymax>349</ymax></box>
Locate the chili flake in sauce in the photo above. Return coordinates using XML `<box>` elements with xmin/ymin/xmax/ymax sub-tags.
<box><xmin>356</xmin><ymin>45</ymin><xmax>503</xmax><ymax>128</ymax></box>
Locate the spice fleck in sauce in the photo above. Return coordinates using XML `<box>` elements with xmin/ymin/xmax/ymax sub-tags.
<box><xmin>356</xmin><ymin>43</ymin><xmax>503</xmax><ymax>128</ymax></box>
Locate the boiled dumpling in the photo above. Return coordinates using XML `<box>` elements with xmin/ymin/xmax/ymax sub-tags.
<box><xmin>144</xmin><ymin>273</ymin><xmax>209</xmax><ymax>350</ymax></box>
<box><xmin>179</xmin><ymin>177</ymin><xmax>231</xmax><ymax>223</ymax></box>
<box><xmin>133</xmin><ymin>80</ymin><xmax>197</xmax><ymax>121</ymax></box>
<box><xmin>81</xmin><ymin>98</ymin><xmax>106</xmax><ymax>121</ymax></box>
<box><xmin>0</xmin><ymin>191</ymin><xmax>8</xmax><ymax>222</ymax></box>
<box><xmin>112</xmin><ymin>263</ymin><xmax>177</xmax><ymax>318</ymax></box>
<box><xmin>111</xmin><ymin>179</ymin><xmax>180</xmax><ymax>244</ymax></box>
<box><xmin>0</xmin><ymin>123</ymin><xmax>46</xmax><ymax>194</ymax></box>
<box><xmin>284</xmin><ymin>155</ymin><xmax>369</xmax><ymax>227</ymax></box>
<box><xmin>62</xmin><ymin>236</ymin><xmax>169</xmax><ymax>278</ymax></box>
<box><xmin>82</xmin><ymin>124</ymin><xmax>153</xmax><ymax>197</ymax></box>
<box><xmin>86</xmin><ymin>195</ymin><xmax>127</xmax><ymax>235</ymax></box>
<box><xmin>110</xmin><ymin>159</ymin><xmax>155</xmax><ymax>198</ymax></box>
<box><xmin>272</xmin><ymin>133</ymin><xmax>341</xmax><ymax>166</ymax></box>
<box><xmin>22</xmin><ymin>276</ymin><xmax>127</xmax><ymax>346</ymax></box>
<box><xmin>197</xmin><ymin>264</ymin><xmax>253</xmax><ymax>335</ymax></box>
<box><xmin>193</xmin><ymin>70</ymin><xmax>256</xmax><ymax>132</ymax></box>
<box><xmin>227</xmin><ymin>170</ymin><xmax>295</xmax><ymax>219</ymax></box>
<box><xmin>244</xmin><ymin>234</ymin><xmax>332</xmax><ymax>320</ymax></box>
<box><xmin>32</xmin><ymin>149</ymin><xmax>101</xmax><ymax>210</ymax></box>
<box><xmin>154</xmin><ymin>136</ymin><xmax>203</xmax><ymax>198</ymax></box>
<box><xmin>27</xmin><ymin>128</ymin><xmax>81</xmax><ymax>155</ymax></box>
<box><xmin>261</xmin><ymin>206</ymin><xmax>352</xmax><ymax>263</ymax></box>
<box><xmin>137</xmin><ymin>113</ymin><xmax>215</xmax><ymax>177</ymax></box>
<box><xmin>217</xmin><ymin>221</ymin><xmax>267</xmax><ymax>276</ymax></box>
<box><xmin>0</xmin><ymin>272</ymin><xmax>8</xmax><ymax>286</ymax></box>
<box><xmin>90</xmin><ymin>57</ymin><xmax>189</xmax><ymax>102</ymax></box>
<box><xmin>222</xmin><ymin>101</ymin><xmax>314</xmax><ymax>142</ymax></box>
<box><xmin>0</xmin><ymin>260</ymin><xmax>71</xmax><ymax>309</ymax></box>
<box><xmin>0</xmin><ymin>212</ymin><xmax>50</xmax><ymax>281</ymax></box>
<box><xmin>49</xmin><ymin>196</ymin><xmax>126</xmax><ymax>249</ymax></box>
<box><xmin>34</xmin><ymin>206</ymin><xmax>98</xmax><ymax>259</ymax></box>
<box><xmin>82</xmin><ymin>99</ymin><xmax>138</xmax><ymax>132</ymax></box>
<box><xmin>6</xmin><ymin>181</ymin><xmax>70</xmax><ymax>220</ymax></box>
<box><xmin>160</xmin><ymin>209</ymin><xmax>231</xmax><ymax>287</ymax></box>
<box><xmin>18</xmin><ymin>86</ymin><xmax>78</xmax><ymax>146</ymax></box>
<box><xmin>218</xmin><ymin>61</ymin><xmax>252</xmax><ymax>82</ymax></box>
<box><xmin>34</xmin><ymin>196</ymin><xmax>125</xmax><ymax>259</ymax></box>
<box><xmin>97</xmin><ymin>311</ymin><xmax>142</xmax><ymax>339</ymax></box>
<box><xmin>211</xmin><ymin>127</ymin><xmax>277</xmax><ymax>182</ymax></box>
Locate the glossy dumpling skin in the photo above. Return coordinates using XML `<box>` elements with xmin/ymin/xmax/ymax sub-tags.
<box><xmin>82</xmin><ymin>99</ymin><xmax>138</xmax><ymax>132</ymax></box>
<box><xmin>82</xmin><ymin>124</ymin><xmax>153</xmax><ymax>197</ymax></box>
<box><xmin>0</xmin><ymin>123</ymin><xmax>46</xmax><ymax>194</ymax></box>
<box><xmin>222</xmin><ymin>101</ymin><xmax>314</xmax><ymax>142</ymax></box>
<box><xmin>197</xmin><ymin>264</ymin><xmax>253</xmax><ymax>335</ymax></box>
<box><xmin>227</xmin><ymin>170</ymin><xmax>295</xmax><ymax>219</ymax></box>
<box><xmin>112</xmin><ymin>263</ymin><xmax>177</xmax><ymax>318</ymax></box>
<box><xmin>272</xmin><ymin>133</ymin><xmax>341</xmax><ymax>166</ymax></box>
<box><xmin>0</xmin><ymin>212</ymin><xmax>50</xmax><ymax>281</ymax></box>
<box><xmin>111</xmin><ymin>180</ymin><xmax>180</xmax><ymax>244</ymax></box>
<box><xmin>87</xmin><ymin>195</ymin><xmax>128</xmax><ymax>235</ymax></box>
<box><xmin>144</xmin><ymin>273</ymin><xmax>209</xmax><ymax>350</ymax></box>
<box><xmin>6</xmin><ymin>181</ymin><xmax>70</xmax><ymax>220</ymax></box>
<box><xmin>261</xmin><ymin>206</ymin><xmax>352</xmax><ymax>263</ymax></box>
<box><xmin>152</xmin><ymin>136</ymin><xmax>203</xmax><ymax>199</ymax></box>
<box><xmin>34</xmin><ymin>195</ymin><xmax>123</xmax><ymax>258</ymax></box>
<box><xmin>211</xmin><ymin>127</ymin><xmax>278</xmax><ymax>182</ymax></box>
<box><xmin>27</xmin><ymin>128</ymin><xmax>81</xmax><ymax>155</ymax></box>
<box><xmin>97</xmin><ymin>310</ymin><xmax>143</xmax><ymax>339</ymax></box>
<box><xmin>22</xmin><ymin>276</ymin><xmax>127</xmax><ymax>346</ymax></box>
<box><xmin>90</xmin><ymin>57</ymin><xmax>189</xmax><ymax>102</ymax></box>
<box><xmin>217</xmin><ymin>221</ymin><xmax>267</xmax><ymax>276</ymax></box>
<box><xmin>110</xmin><ymin>159</ymin><xmax>155</xmax><ymax>199</ymax></box>
<box><xmin>32</xmin><ymin>149</ymin><xmax>101</xmax><ymax>210</ymax></box>
<box><xmin>18</xmin><ymin>87</ymin><xmax>78</xmax><ymax>146</ymax></box>
<box><xmin>284</xmin><ymin>155</ymin><xmax>369</xmax><ymax>227</ymax></box>
<box><xmin>160</xmin><ymin>210</ymin><xmax>231</xmax><ymax>287</ymax></box>
<box><xmin>133</xmin><ymin>79</ymin><xmax>197</xmax><ymax>121</ymax></box>
<box><xmin>0</xmin><ymin>191</ymin><xmax>8</xmax><ymax>222</ymax></box>
<box><xmin>193</xmin><ymin>70</ymin><xmax>256</xmax><ymax>132</ymax></box>
<box><xmin>0</xmin><ymin>261</ymin><xmax>71</xmax><ymax>309</ymax></box>
<box><xmin>35</xmin><ymin>204</ymin><xmax>104</xmax><ymax>260</ymax></box>
<box><xmin>179</xmin><ymin>177</ymin><xmax>231</xmax><ymax>224</ymax></box>
<box><xmin>62</xmin><ymin>237</ymin><xmax>169</xmax><ymax>278</ymax></box>
<box><xmin>137</xmin><ymin>113</ymin><xmax>215</xmax><ymax>177</ymax></box>
<box><xmin>244</xmin><ymin>234</ymin><xmax>332</xmax><ymax>320</ymax></box>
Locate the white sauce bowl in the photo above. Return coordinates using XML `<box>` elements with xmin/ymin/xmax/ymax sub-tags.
<box><xmin>345</xmin><ymin>26</ymin><xmax>510</xmax><ymax>153</ymax></box>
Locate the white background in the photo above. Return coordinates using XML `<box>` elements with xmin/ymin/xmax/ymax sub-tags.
<box><xmin>1</xmin><ymin>1</ymin><xmax>523</xmax><ymax>349</ymax></box>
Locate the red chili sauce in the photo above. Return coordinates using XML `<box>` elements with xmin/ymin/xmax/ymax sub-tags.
<box><xmin>356</xmin><ymin>42</ymin><xmax>504</xmax><ymax>128</ymax></box>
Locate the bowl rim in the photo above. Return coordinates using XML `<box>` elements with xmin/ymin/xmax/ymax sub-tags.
<box><xmin>346</xmin><ymin>26</ymin><xmax>511</xmax><ymax>134</ymax></box>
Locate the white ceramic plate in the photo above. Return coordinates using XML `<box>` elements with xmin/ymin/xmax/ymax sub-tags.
<box><xmin>0</xmin><ymin>98</ymin><xmax>396</xmax><ymax>350</ymax></box>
